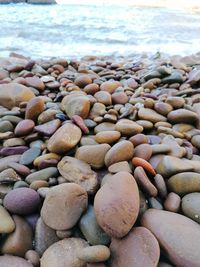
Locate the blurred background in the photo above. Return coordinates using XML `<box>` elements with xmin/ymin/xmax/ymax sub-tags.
<box><xmin>0</xmin><ymin>0</ymin><xmax>200</xmax><ymax>59</ymax></box>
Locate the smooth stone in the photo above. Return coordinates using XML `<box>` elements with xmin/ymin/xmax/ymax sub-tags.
<box><xmin>191</xmin><ymin>135</ymin><xmax>200</xmax><ymax>149</ymax></box>
<box><xmin>94</xmin><ymin>91</ymin><xmax>112</xmax><ymax>106</ymax></box>
<box><xmin>0</xmin><ymin>204</ymin><xmax>15</xmax><ymax>233</ymax></box>
<box><xmin>141</xmin><ymin>209</ymin><xmax>200</xmax><ymax>267</ymax></box>
<box><xmin>25</xmin><ymin>250</ymin><xmax>40</xmax><ymax>267</ymax></box>
<box><xmin>33</xmin><ymin>153</ymin><xmax>60</xmax><ymax>167</ymax></box>
<box><xmin>132</xmin><ymin>157</ymin><xmax>156</xmax><ymax>176</ymax></box>
<box><xmin>25</xmin><ymin>97</ymin><xmax>45</xmax><ymax>121</ymax></box>
<box><xmin>94</xmin><ymin>172</ymin><xmax>139</xmax><ymax>238</ymax></box>
<box><xmin>154</xmin><ymin>174</ymin><xmax>168</xmax><ymax>199</ymax></box>
<box><xmin>75</xmin><ymin>144</ymin><xmax>111</xmax><ymax>169</ymax></box>
<box><xmin>41</xmin><ymin>183</ymin><xmax>88</xmax><ymax>230</ymax></box>
<box><xmin>0</xmin><ymin>120</ymin><xmax>14</xmax><ymax>132</ymax></box>
<box><xmin>182</xmin><ymin>193</ymin><xmax>200</xmax><ymax>223</ymax></box>
<box><xmin>100</xmin><ymin>81</ymin><xmax>121</xmax><ymax>93</ymax></box>
<box><xmin>3</xmin><ymin>137</ymin><xmax>25</xmax><ymax>147</ymax></box>
<box><xmin>148</xmin><ymin>197</ymin><xmax>163</xmax><ymax>210</ymax></box>
<box><xmin>20</xmin><ymin>147</ymin><xmax>41</xmax><ymax>165</ymax></box>
<box><xmin>8</xmin><ymin>162</ymin><xmax>31</xmax><ymax>176</ymax></box>
<box><xmin>151</xmin><ymin>144</ymin><xmax>171</xmax><ymax>154</ymax></box>
<box><xmin>1</xmin><ymin>215</ymin><xmax>33</xmax><ymax>257</ymax></box>
<box><xmin>0</xmin><ymin>154</ymin><xmax>21</xmax><ymax>172</ymax></box>
<box><xmin>25</xmin><ymin>167</ymin><xmax>58</xmax><ymax>184</ymax></box>
<box><xmin>115</xmin><ymin>119</ymin><xmax>143</xmax><ymax>136</ymax></box>
<box><xmin>0</xmin><ymin>83</ymin><xmax>35</xmax><ymax>109</ymax></box>
<box><xmin>61</xmin><ymin>93</ymin><xmax>90</xmax><ymax>119</ymax></box>
<box><xmin>164</xmin><ymin>192</ymin><xmax>181</xmax><ymax>213</ymax></box>
<box><xmin>156</xmin><ymin>156</ymin><xmax>194</xmax><ymax>178</ymax></box>
<box><xmin>154</xmin><ymin>102</ymin><xmax>173</xmax><ymax>116</ymax></box>
<box><xmin>13</xmin><ymin>181</ymin><xmax>29</xmax><ymax>189</ymax></box>
<box><xmin>75</xmin><ymin>75</ymin><xmax>92</xmax><ymax>87</ymax></box>
<box><xmin>104</xmin><ymin>140</ymin><xmax>134</xmax><ymax>167</ymax></box>
<box><xmin>1</xmin><ymin>115</ymin><xmax>22</xmax><ymax>124</ymax></box>
<box><xmin>112</xmin><ymin>91</ymin><xmax>128</xmax><ymax>104</ymax></box>
<box><xmin>166</xmin><ymin>96</ymin><xmax>185</xmax><ymax>108</ymax></box>
<box><xmin>133</xmin><ymin>144</ymin><xmax>152</xmax><ymax>161</ymax></box>
<box><xmin>168</xmin><ymin>172</ymin><xmax>200</xmax><ymax>196</ymax></box>
<box><xmin>47</xmin><ymin>123</ymin><xmax>82</xmax><ymax>154</ymax></box>
<box><xmin>167</xmin><ymin>109</ymin><xmax>198</xmax><ymax>124</ymax></box>
<box><xmin>58</xmin><ymin>156</ymin><xmax>98</xmax><ymax>194</ymax></box>
<box><xmin>3</xmin><ymin>187</ymin><xmax>40</xmax><ymax>215</ymax></box>
<box><xmin>109</xmin><ymin>227</ymin><xmax>160</xmax><ymax>267</ymax></box>
<box><xmin>0</xmin><ymin>255</ymin><xmax>33</xmax><ymax>267</ymax></box>
<box><xmin>35</xmin><ymin>217</ymin><xmax>59</xmax><ymax>256</ymax></box>
<box><xmin>108</xmin><ymin>161</ymin><xmax>132</xmax><ymax>173</ymax></box>
<box><xmin>138</xmin><ymin>108</ymin><xmax>167</xmax><ymax>123</ymax></box>
<box><xmin>30</xmin><ymin>180</ymin><xmax>48</xmax><ymax>190</ymax></box>
<box><xmin>95</xmin><ymin>131</ymin><xmax>121</xmax><ymax>144</ymax></box>
<box><xmin>161</xmin><ymin>135</ymin><xmax>185</xmax><ymax>158</ymax></box>
<box><xmin>129</xmin><ymin>134</ymin><xmax>148</xmax><ymax>146</ymax></box>
<box><xmin>162</xmin><ymin>71</ymin><xmax>184</xmax><ymax>83</ymax></box>
<box><xmin>38</xmin><ymin>109</ymin><xmax>58</xmax><ymax>124</ymax></box>
<box><xmin>29</xmin><ymin>140</ymin><xmax>43</xmax><ymax>149</ymax></box>
<box><xmin>136</xmin><ymin>120</ymin><xmax>153</xmax><ymax>130</ymax></box>
<box><xmin>41</xmin><ymin>238</ymin><xmax>88</xmax><ymax>267</ymax></box>
<box><xmin>78</xmin><ymin>245</ymin><xmax>110</xmax><ymax>263</ymax></box>
<box><xmin>34</xmin><ymin>119</ymin><xmax>61</xmax><ymax>136</ymax></box>
<box><xmin>0</xmin><ymin>146</ymin><xmax>28</xmax><ymax>156</ymax></box>
<box><xmin>0</xmin><ymin>168</ymin><xmax>21</xmax><ymax>183</ymax></box>
<box><xmin>79</xmin><ymin>205</ymin><xmax>110</xmax><ymax>246</ymax></box>
<box><xmin>25</xmin><ymin>76</ymin><xmax>45</xmax><ymax>91</ymax></box>
<box><xmin>14</xmin><ymin>119</ymin><xmax>35</xmax><ymax>136</ymax></box>
<box><xmin>94</xmin><ymin>122</ymin><xmax>115</xmax><ymax>134</ymax></box>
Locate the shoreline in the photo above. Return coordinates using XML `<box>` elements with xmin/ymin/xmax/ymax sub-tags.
<box><xmin>0</xmin><ymin>52</ymin><xmax>200</xmax><ymax>266</ymax></box>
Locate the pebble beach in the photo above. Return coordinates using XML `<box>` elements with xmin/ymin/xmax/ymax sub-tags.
<box><xmin>0</xmin><ymin>52</ymin><xmax>200</xmax><ymax>266</ymax></box>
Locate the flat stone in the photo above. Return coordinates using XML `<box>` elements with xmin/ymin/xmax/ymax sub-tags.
<box><xmin>0</xmin><ymin>255</ymin><xmax>33</xmax><ymax>267</ymax></box>
<box><xmin>115</xmin><ymin>119</ymin><xmax>143</xmax><ymax>136</ymax></box>
<box><xmin>41</xmin><ymin>238</ymin><xmax>88</xmax><ymax>267</ymax></box>
<box><xmin>182</xmin><ymin>193</ymin><xmax>200</xmax><ymax>223</ymax></box>
<box><xmin>41</xmin><ymin>183</ymin><xmax>88</xmax><ymax>230</ymax></box>
<box><xmin>75</xmin><ymin>144</ymin><xmax>111</xmax><ymax>169</ymax></box>
<box><xmin>141</xmin><ymin>209</ymin><xmax>200</xmax><ymax>267</ymax></box>
<box><xmin>1</xmin><ymin>215</ymin><xmax>33</xmax><ymax>257</ymax></box>
<box><xmin>168</xmin><ymin>172</ymin><xmax>200</xmax><ymax>196</ymax></box>
<box><xmin>95</xmin><ymin>131</ymin><xmax>121</xmax><ymax>144</ymax></box>
<box><xmin>14</xmin><ymin>119</ymin><xmax>35</xmax><ymax>136</ymax></box>
<box><xmin>25</xmin><ymin>97</ymin><xmax>45</xmax><ymax>121</ymax></box>
<box><xmin>104</xmin><ymin>140</ymin><xmax>134</xmax><ymax>167</ymax></box>
<box><xmin>47</xmin><ymin>123</ymin><xmax>82</xmax><ymax>154</ymax></box>
<box><xmin>109</xmin><ymin>226</ymin><xmax>160</xmax><ymax>267</ymax></box>
<box><xmin>20</xmin><ymin>147</ymin><xmax>41</xmax><ymax>165</ymax></box>
<box><xmin>167</xmin><ymin>109</ymin><xmax>198</xmax><ymax>124</ymax></box>
<box><xmin>34</xmin><ymin>119</ymin><xmax>61</xmax><ymax>136</ymax></box>
<box><xmin>0</xmin><ymin>204</ymin><xmax>15</xmax><ymax>234</ymax></box>
<box><xmin>0</xmin><ymin>83</ymin><xmax>35</xmax><ymax>109</ymax></box>
<box><xmin>25</xmin><ymin>167</ymin><xmax>58</xmax><ymax>184</ymax></box>
<box><xmin>78</xmin><ymin>245</ymin><xmax>110</xmax><ymax>263</ymax></box>
<box><xmin>138</xmin><ymin>108</ymin><xmax>167</xmax><ymax>123</ymax></box>
<box><xmin>58</xmin><ymin>156</ymin><xmax>98</xmax><ymax>194</ymax></box>
<box><xmin>0</xmin><ymin>155</ymin><xmax>21</xmax><ymax>172</ymax></box>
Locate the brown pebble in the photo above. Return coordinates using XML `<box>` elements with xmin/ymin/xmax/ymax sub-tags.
<box><xmin>164</xmin><ymin>192</ymin><xmax>181</xmax><ymax>212</ymax></box>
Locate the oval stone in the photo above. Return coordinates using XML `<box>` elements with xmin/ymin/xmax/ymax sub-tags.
<box><xmin>0</xmin><ymin>204</ymin><xmax>15</xmax><ymax>234</ymax></box>
<box><xmin>41</xmin><ymin>238</ymin><xmax>88</xmax><ymax>267</ymax></box>
<box><xmin>0</xmin><ymin>255</ymin><xmax>33</xmax><ymax>267</ymax></box>
<box><xmin>115</xmin><ymin>119</ymin><xmax>143</xmax><ymax>136</ymax></box>
<box><xmin>94</xmin><ymin>172</ymin><xmax>139</xmax><ymax>238</ymax></box>
<box><xmin>141</xmin><ymin>209</ymin><xmax>200</xmax><ymax>267</ymax></box>
<box><xmin>78</xmin><ymin>245</ymin><xmax>110</xmax><ymax>263</ymax></box>
<box><xmin>41</xmin><ymin>183</ymin><xmax>88</xmax><ymax>230</ymax></box>
<box><xmin>109</xmin><ymin>227</ymin><xmax>160</xmax><ymax>267</ymax></box>
<box><xmin>104</xmin><ymin>140</ymin><xmax>134</xmax><ymax>167</ymax></box>
<box><xmin>167</xmin><ymin>109</ymin><xmax>198</xmax><ymax>124</ymax></box>
<box><xmin>3</xmin><ymin>188</ymin><xmax>40</xmax><ymax>215</ymax></box>
<box><xmin>182</xmin><ymin>193</ymin><xmax>200</xmax><ymax>223</ymax></box>
<box><xmin>47</xmin><ymin>123</ymin><xmax>82</xmax><ymax>154</ymax></box>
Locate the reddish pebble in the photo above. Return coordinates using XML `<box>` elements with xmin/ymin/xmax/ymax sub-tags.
<box><xmin>15</xmin><ymin>120</ymin><xmax>35</xmax><ymax>136</ymax></box>
<box><xmin>72</xmin><ymin>115</ymin><xmax>89</xmax><ymax>134</ymax></box>
<box><xmin>164</xmin><ymin>192</ymin><xmax>181</xmax><ymax>213</ymax></box>
<box><xmin>8</xmin><ymin>162</ymin><xmax>31</xmax><ymax>176</ymax></box>
<box><xmin>132</xmin><ymin>157</ymin><xmax>156</xmax><ymax>176</ymax></box>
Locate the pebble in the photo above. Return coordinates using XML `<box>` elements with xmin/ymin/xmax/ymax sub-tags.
<box><xmin>25</xmin><ymin>250</ymin><xmax>40</xmax><ymax>267</ymax></box>
<box><xmin>132</xmin><ymin>157</ymin><xmax>156</xmax><ymax>176</ymax></box>
<box><xmin>75</xmin><ymin>144</ymin><xmax>111</xmax><ymax>169</ymax></box>
<box><xmin>109</xmin><ymin>227</ymin><xmax>160</xmax><ymax>267</ymax></box>
<box><xmin>115</xmin><ymin>119</ymin><xmax>143</xmax><ymax>136</ymax></box>
<box><xmin>1</xmin><ymin>215</ymin><xmax>33</xmax><ymax>257</ymax></box>
<box><xmin>167</xmin><ymin>109</ymin><xmax>198</xmax><ymax>124</ymax></box>
<box><xmin>58</xmin><ymin>156</ymin><xmax>98</xmax><ymax>194</ymax></box>
<box><xmin>138</xmin><ymin>108</ymin><xmax>167</xmax><ymax>123</ymax></box>
<box><xmin>79</xmin><ymin>205</ymin><xmax>110</xmax><ymax>245</ymax></box>
<box><xmin>95</xmin><ymin>130</ymin><xmax>121</xmax><ymax>144</ymax></box>
<box><xmin>0</xmin><ymin>255</ymin><xmax>33</xmax><ymax>267</ymax></box>
<box><xmin>20</xmin><ymin>147</ymin><xmax>41</xmax><ymax>165</ymax></box>
<box><xmin>78</xmin><ymin>245</ymin><xmax>110</xmax><ymax>263</ymax></box>
<box><xmin>182</xmin><ymin>193</ymin><xmax>200</xmax><ymax>223</ymax></box>
<box><xmin>108</xmin><ymin>161</ymin><xmax>132</xmax><ymax>173</ymax></box>
<box><xmin>3</xmin><ymin>187</ymin><xmax>40</xmax><ymax>215</ymax></box>
<box><xmin>14</xmin><ymin>119</ymin><xmax>35</xmax><ymax>136</ymax></box>
<box><xmin>0</xmin><ymin>204</ymin><xmax>15</xmax><ymax>233</ymax></box>
<box><xmin>41</xmin><ymin>183</ymin><xmax>88</xmax><ymax>230</ymax></box>
<box><xmin>104</xmin><ymin>140</ymin><xmax>134</xmax><ymax>167</ymax></box>
<box><xmin>94</xmin><ymin>172</ymin><xmax>139</xmax><ymax>238</ymax></box>
<box><xmin>34</xmin><ymin>119</ymin><xmax>61</xmax><ymax>136</ymax></box>
<box><xmin>40</xmin><ymin>238</ymin><xmax>88</xmax><ymax>267</ymax></box>
<box><xmin>0</xmin><ymin>83</ymin><xmax>35</xmax><ymax>109</ymax></box>
<box><xmin>164</xmin><ymin>192</ymin><xmax>181</xmax><ymax>212</ymax></box>
<box><xmin>133</xmin><ymin>144</ymin><xmax>152</xmax><ymax>161</ymax></box>
<box><xmin>142</xmin><ymin>209</ymin><xmax>200</xmax><ymax>267</ymax></box>
<box><xmin>25</xmin><ymin>97</ymin><xmax>45</xmax><ymax>121</ymax></box>
<box><xmin>25</xmin><ymin>167</ymin><xmax>58</xmax><ymax>184</ymax></box>
<box><xmin>47</xmin><ymin>123</ymin><xmax>82</xmax><ymax>154</ymax></box>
